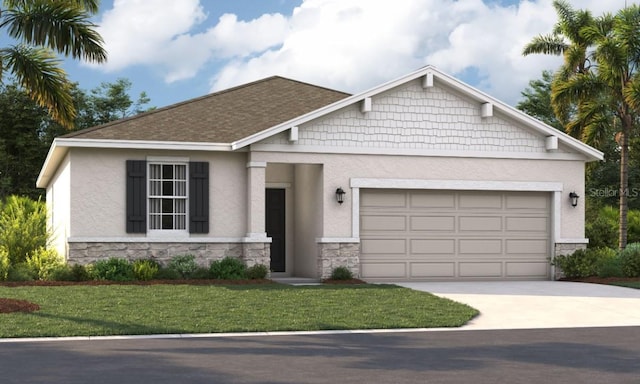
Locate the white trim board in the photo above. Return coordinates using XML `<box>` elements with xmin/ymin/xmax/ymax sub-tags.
<box><xmin>350</xmin><ymin>178</ymin><xmax>563</xmax><ymax>192</ymax></box>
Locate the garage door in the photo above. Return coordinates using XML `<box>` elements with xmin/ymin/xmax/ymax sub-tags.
<box><xmin>359</xmin><ymin>190</ymin><xmax>550</xmax><ymax>280</ymax></box>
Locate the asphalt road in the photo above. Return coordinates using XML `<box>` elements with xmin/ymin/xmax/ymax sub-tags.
<box><xmin>2</xmin><ymin>327</ymin><xmax>639</xmax><ymax>384</ymax></box>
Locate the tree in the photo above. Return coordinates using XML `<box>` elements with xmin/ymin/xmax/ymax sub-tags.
<box><xmin>0</xmin><ymin>83</ymin><xmax>49</xmax><ymax>199</ymax></box>
<box><xmin>0</xmin><ymin>0</ymin><xmax>107</xmax><ymax>128</ymax></box>
<box><xmin>516</xmin><ymin>70</ymin><xmax>564</xmax><ymax>130</ymax></box>
<box><xmin>80</xmin><ymin>78</ymin><xmax>153</xmax><ymax>128</ymax></box>
<box><xmin>0</xmin><ymin>79</ymin><xmax>153</xmax><ymax>199</ymax></box>
<box><xmin>523</xmin><ymin>2</ymin><xmax>640</xmax><ymax>249</ymax></box>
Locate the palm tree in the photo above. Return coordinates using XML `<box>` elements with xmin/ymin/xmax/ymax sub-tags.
<box><xmin>0</xmin><ymin>0</ymin><xmax>106</xmax><ymax>128</ymax></box>
<box><xmin>524</xmin><ymin>2</ymin><xmax>640</xmax><ymax>249</ymax></box>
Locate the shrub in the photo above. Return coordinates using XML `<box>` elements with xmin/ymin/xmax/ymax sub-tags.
<box><xmin>0</xmin><ymin>247</ymin><xmax>9</xmax><ymax>281</ymax></box>
<box><xmin>6</xmin><ymin>263</ymin><xmax>36</xmax><ymax>282</ymax></box>
<box><xmin>91</xmin><ymin>257</ymin><xmax>135</xmax><ymax>281</ymax></box>
<box><xmin>209</xmin><ymin>257</ymin><xmax>247</xmax><ymax>279</ymax></box>
<box><xmin>47</xmin><ymin>264</ymin><xmax>74</xmax><ymax>281</ymax></box>
<box><xmin>620</xmin><ymin>242</ymin><xmax>640</xmax><ymax>277</ymax></box>
<box><xmin>330</xmin><ymin>266</ymin><xmax>354</xmax><ymax>280</ymax></box>
<box><xmin>585</xmin><ymin>215</ymin><xmax>617</xmax><ymax>249</ymax></box>
<box><xmin>26</xmin><ymin>247</ymin><xmax>63</xmax><ymax>280</ymax></box>
<box><xmin>551</xmin><ymin>249</ymin><xmax>599</xmax><ymax>278</ymax></box>
<box><xmin>69</xmin><ymin>264</ymin><xmax>91</xmax><ymax>281</ymax></box>
<box><xmin>133</xmin><ymin>259</ymin><xmax>160</xmax><ymax>281</ymax></box>
<box><xmin>154</xmin><ymin>267</ymin><xmax>181</xmax><ymax>280</ymax></box>
<box><xmin>168</xmin><ymin>254</ymin><xmax>200</xmax><ymax>279</ymax></box>
<box><xmin>0</xmin><ymin>196</ymin><xmax>49</xmax><ymax>264</ymax></box>
<box><xmin>246</xmin><ymin>264</ymin><xmax>269</xmax><ymax>279</ymax></box>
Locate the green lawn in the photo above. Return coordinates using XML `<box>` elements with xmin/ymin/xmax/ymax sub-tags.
<box><xmin>0</xmin><ymin>283</ymin><xmax>478</xmax><ymax>338</ymax></box>
<box><xmin>610</xmin><ymin>281</ymin><xmax>640</xmax><ymax>289</ymax></box>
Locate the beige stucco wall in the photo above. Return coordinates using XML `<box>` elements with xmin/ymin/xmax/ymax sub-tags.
<box><xmin>251</xmin><ymin>151</ymin><xmax>586</xmax><ymax>241</ymax></box>
<box><xmin>68</xmin><ymin>148</ymin><xmax>248</xmax><ymax>238</ymax></box>
<box><xmin>294</xmin><ymin>164</ymin><xmax>323</xmax><ymax>277</ymax></box>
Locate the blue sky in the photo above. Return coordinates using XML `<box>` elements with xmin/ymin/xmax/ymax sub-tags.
<box><xmin>56</xmin><ymin>0</ymin><xmax>630</xmax><ymax>110</ymax></box>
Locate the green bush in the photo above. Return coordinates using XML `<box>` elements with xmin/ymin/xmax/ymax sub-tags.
<box><xmin>620</xmin><ymin>242</ymin><xmax>640</xmax><ymax>277</ymax></box>
<box><xmin>209</xmin><ymin>257</ymin><xmax>247</xmax><ymax>279</ymax></box>
<box><xmin>91</xmin><ymin>258</ymin><xmax>135</xmax><ymax>281</ymax></box>
<box><xmin>154</xmin><ymin>267</ymin><xmax>181</xmax><ymax>280</ymax></box>
<box><xmin>47</xmin><ymin>264</ymin><xmax>74</xmax><ymax>281</ymax></box>
<box><xmin>26</xmin><ymin>247</ymin><xmax>63</xmax><ymax>280</ymax></box>
<box><xmin>330</xmin><ymin>266</ymin><xmax>354</xmax><ymax>280</ymax></box>
<box><xmin>69</xmin><ymin>264</ymin><xmax>91</xmax><ymax>281</ymax></box>
<box><xmin>0</xmin><ymin>247</ymin><xmax>9</xmax><ymax>281</ymax></box>
<box><xmin>168</xmin><ymin>254</ymin><xmax>199</xmax><ymax>279</ymax></box>
<box><xmin>552</xmin><ymin>249</ymin><xmax>600</xmax><ymax>278</ymax></box>
<box><xmin>133</xmin><ymin>259</ymin><xmax>160</xmax><ymax>281</ymax></box>
<box><xmin>7</xmin><ymin>263</ymin><xmax>36</xmax><ymax>281</ymax></box>
<box><xmin>0</xmin><ymin>196</ymin><xmax>49</xmax><ymax>264</ymax></box>
<box><xmin>246</xmin><ymin>264</ymin><xmax>269</xmax><ymax>279</ymax></box>
<box><xmin>585</xmin><ymin>215</ymin><xmax>617</xmax><ymax>249</ymax></box>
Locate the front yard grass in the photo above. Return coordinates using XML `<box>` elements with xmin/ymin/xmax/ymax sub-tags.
<box><xmin>0</xmin><ymin>283</ymin><xmax>478</xmax><ymax>338</ymax></box>
<box><xmin>609</xmin><ymin>281</ymin><xmax>640</xmax><ymax>289</ymax></box>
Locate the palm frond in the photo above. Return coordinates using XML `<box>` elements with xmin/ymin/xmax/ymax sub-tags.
<box><xmin>522</xmin><ymin>34</ymin><xmax>567</xmax><ymax>56</ymax></box>
<box><xmin>3</xmin><ymin>44</ymin><xmax>75</xmax><ymax>128</ymax></box>
<box><xmin>1</xmin><ymin>0</ymin><xmax>106</xmax><ymax>63</ymax></box>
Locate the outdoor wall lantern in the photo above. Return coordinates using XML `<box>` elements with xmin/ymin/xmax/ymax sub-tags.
<box><xmin>336</xmin><ymin>187</ymin><xmax>346</xmax><ymax>204</ymax></box>
<box><xmin>569</xmin><ymin>192</ymin><xmax>579</xmax><ymax>207</ymax></box>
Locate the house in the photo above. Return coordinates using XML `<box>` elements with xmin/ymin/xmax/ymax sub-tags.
<box><xmin>36</xmin><ymin>66</ymin><xmax>603</xmax><ymax>281</ymax></box>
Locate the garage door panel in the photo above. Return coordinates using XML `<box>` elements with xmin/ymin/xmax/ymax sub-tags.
<box><xmin>360</xmin><ymin>190</ymin><xmax>550</xmax><ymax>281</ymax></box>
<box><xmin>361</xmin><ymin>239</ymin><xmax>406</xmax><ymax>254</ymax></box>
<box><xmin>459</xmin><ymin>262</ymin><xmax>502</xmax><ymax>277</ymax></box>
<box><xmin>459</xmin><ymin>216</ymin><xmax>502</xmax><ymax>231</ymax></box>
<box><xmin>459</xmin><ymin>239</ymin><xmax>502</xmax><ymax>254</ymax></box>
<box><xmin>410</xmin><ymin>216</ymin><xmax>455</xmax><ymax>231</ymax></box>
<box><xmin>459</xmin><ymin>194</ymin><xmax>502</xmax><ymax>209</ymax></box>
<box><xmin>361</xmin><ymin>215</ymin><xmax>406</xmax><ymax>231</ymax></box>
<box><xmin>506</xmin><ymin>217</ymin><xmax>548</xmax><ymax>232</ymax></box>
<box><xmin>410</xmin><ymin>263</ymin><xmax>455</xmax><ymax>278</ymax></box>
<box><xmin>410</xmin><ymin>239</ymin><xmax>455</xmax><ymax>254</ymax></box>
<box><xmin>360</xmin><ymin>263</ymin><xmax>406</xmax><ymax>278</ymax></box>
<box><xmin>410</xmin><ymin>193</ymin><xmax>455</xmax><ymax>209</ymax></box>
<box><xmin>506</xmin><ymin>239</ymin><xmax>548</xmax><ymax>254</ymax></box>
<box><xmin>506</xmin><ymin>262</ymin><xmax>549</xmax><ymax>277</ymax></box>
<box><xmin>361</xmin><ymin>192</ymin><xmax>406</xmax><ymax>208</ymax></box>
<box><xmin>506</xmin><ymin>194</ymin><xmax>548</xmax><ymax>210</ymax></box>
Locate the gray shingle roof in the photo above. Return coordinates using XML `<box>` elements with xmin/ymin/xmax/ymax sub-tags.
<box><xmin>63</xmin><ymin>76</ymin><xmax>351</xmax><ymax>143</ymax></box>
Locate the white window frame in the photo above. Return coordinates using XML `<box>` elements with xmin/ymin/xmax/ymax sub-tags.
<box><xmin>147</xmin><ymin>157</ymin><xmax>189</xmax><ymax>236</ymax></box>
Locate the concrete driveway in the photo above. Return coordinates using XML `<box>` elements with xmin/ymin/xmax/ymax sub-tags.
<box><xmin>396</xmin><ymin>281</ymin><xmax>640</xmax><ymax>330</ymax></box>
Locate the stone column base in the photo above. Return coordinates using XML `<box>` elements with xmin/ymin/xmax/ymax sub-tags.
<box><xmin>317</xmin><ymin>242</ymin><xmax>360</xmax><ymax>279</ymax></box>
<box><xmin>553</xmin><ymin>242</ymin><xmax>588</xmax><ymax>280</ymax></box>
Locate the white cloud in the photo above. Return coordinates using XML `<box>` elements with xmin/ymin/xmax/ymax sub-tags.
<box><xmin>92</xmin><ymin>0</ymin><xmax>288</xmax><ymax>83</ymax></box>
<box><xmin>210</xmin><ymin>0</ymin><xmax>629</xmax><ymax>105</ymax></box>
<box><xmin>92</xmin><ymin>0</ymin><xmax>631</xmax><ymax>105</ymax></box>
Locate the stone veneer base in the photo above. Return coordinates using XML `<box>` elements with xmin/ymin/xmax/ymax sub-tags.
<box><xmin>317</xmin><ymin>242</ymin><xmax>360</xmax><ymax>279</ymax></box>
<box><xmin>553</xmin><ymin>242</ymin><xmax>588</xmax><ymax>280</ymax></box>
<box><xmin>67</xmin><ymin>241</ymin><xmax>270</xmax><ymax>269</ymax></box>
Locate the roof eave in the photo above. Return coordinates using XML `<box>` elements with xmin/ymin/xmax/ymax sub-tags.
<box><xmin>36</xmin><ymin>138</ymin><xmax>236</xmax><ymax>188</ymax></box>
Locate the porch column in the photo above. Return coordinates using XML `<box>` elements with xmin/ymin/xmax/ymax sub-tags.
<box><xmin>246</xmin><ymin>161</ymin><xmax>267</xmax><ymax>239</ymax></box>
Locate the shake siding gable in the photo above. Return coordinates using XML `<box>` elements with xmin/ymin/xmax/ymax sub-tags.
<box><xmin>126</xmin><ymin>160</ymin><xmax>147</xmax><ymax>233</ymax></box>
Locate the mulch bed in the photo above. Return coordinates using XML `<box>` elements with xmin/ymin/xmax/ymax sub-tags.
<box><xmin>0</xmin><ymin>298</ymin><xmax>40</xmax><ymax>314</ymax></box>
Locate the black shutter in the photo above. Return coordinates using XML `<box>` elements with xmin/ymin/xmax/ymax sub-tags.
<box><xmin>126</xmin><ymin>160</ymin><xmax>147</xmax><ymax>233</ymax></box>
<box><xmin>189</xmin><ymin>162</ymin><xmax>209</xmax><ymax>233</ymax></box>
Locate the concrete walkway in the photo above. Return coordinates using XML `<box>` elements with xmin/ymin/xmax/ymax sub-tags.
<box><xmin>396</xmin><ymin>281</ymin><xmax>640</xmax><ymax>330</ymax></box>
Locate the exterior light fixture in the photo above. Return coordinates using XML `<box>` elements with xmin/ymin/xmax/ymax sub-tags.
<box><xmin>335</xmin><ymin>187</ymin><xmax>346</xmax><ymax>204</ymax></box>
<box><xmin>569</xmin><ymin>192</ymin><xmax>579</xmax><ymax>207</ymax></box>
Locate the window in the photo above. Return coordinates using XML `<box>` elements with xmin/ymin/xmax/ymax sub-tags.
<box><xmin>148</xmin><ymin>163</ymin><xmax>187</xmax><ymax>231</ymax></box>
<box><xmin>126</xmin><ymin>160</ymin><xmax>209</xmax><ymax>234</ymax></box>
